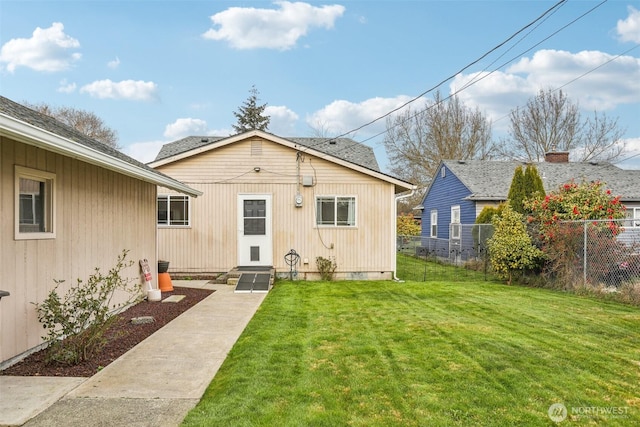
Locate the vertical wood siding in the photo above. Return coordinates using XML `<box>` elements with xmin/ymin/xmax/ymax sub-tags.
<box><xmin>1</xmin><ymin>137</ymin><xmax>157</xmax><ymax>364</ymax></box>
<box><xmin>155</xmin><ymin>137</ymin><xmax>396</xmax><ymax>279</ymax></box>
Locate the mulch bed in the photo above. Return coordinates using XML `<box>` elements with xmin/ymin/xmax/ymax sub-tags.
<box><xmin>1</xmin><ymin>286</ymin><xmax>214</xmax><ymax>377</ymax></box>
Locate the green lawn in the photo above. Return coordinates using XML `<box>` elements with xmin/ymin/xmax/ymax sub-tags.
<box><xmin>183</xmin><ymin>272</ymin><xmax>640</xmax><ymax>426</ymax></box>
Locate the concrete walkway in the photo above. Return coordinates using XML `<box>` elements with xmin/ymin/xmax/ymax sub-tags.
<box><xmin>0</xmin><ymin>281</ymin><xmax>267</xmax><ymax>427</ymax></box>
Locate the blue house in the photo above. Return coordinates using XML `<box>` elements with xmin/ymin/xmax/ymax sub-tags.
<box><xmin>418</xmin><ymin>153</ymin><xmax>640</xmax><ymax>263</ymax></box>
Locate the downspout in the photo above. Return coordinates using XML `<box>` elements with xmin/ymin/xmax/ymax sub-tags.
<box><xmin>393</xmin><ymin>186</ymin><xmax>416</xmax><ymax>282</ymax></box>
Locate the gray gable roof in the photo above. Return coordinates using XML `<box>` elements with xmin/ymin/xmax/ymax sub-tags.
<box><xmin>0</xmin><ymin>96</ymin><xmax>200</xmax><ymax>196</ymax></box>
<box><xmin>155</xmin><ymin>134</ymin><xmax>380</xmax><ymax>172</ymax></box>
<box><xmin>442</xmin><ymin>160</ymin><xmax>640</xmax><ymax>202</ymax></box>
<box><xmin>1</xmin><ymin>96</ymin><xmax>146</xmax><ymax>169</ymax></box>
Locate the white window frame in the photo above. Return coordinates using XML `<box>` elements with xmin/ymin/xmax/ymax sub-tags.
<box><xmin>626</xmin><ymin>207</ymin><xmax>640</xmax><ymax>228</ymax></box>
<box><xmin>451</xmin><ymin>205</ymin><xmax>461</xmax><ymax>240</ymax></box>
<box><xmin>430</xmin><ymin>210</ymin><xmax>438</xmax><ymax>238</ymax></box>
<box><xmin>15</xmin><ymin>166</ymin><xmax>56</xmax><ymax>240</ymax></box>
<box><xmin>157</xmin><ymin>194</ymin><xmax>191</xmax><ymax>227</ymax></box>
<box><xmin>315</xmin><ymin>196</ymin><xmax>356</xmax><ymax>227</ymax></box>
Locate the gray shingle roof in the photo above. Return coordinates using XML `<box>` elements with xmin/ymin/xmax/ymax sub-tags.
<box><xmin>442</xmin><ymin>160</ymin><xmax>640</xmax><ymax>202</ymax></box>
<box><xmin>154</xmin><ymin>134</ymin><xmax>380</xmax><ymax>172</ymax></box>
<box><xmin>1</xmin><ymin>96</ymin><xmax>151</xmax><ymax>171</ymax></box>
<box><xmin>0</xmin><ymin>96</ymin><xmax>199</xmax><ymax>195</ymax></box>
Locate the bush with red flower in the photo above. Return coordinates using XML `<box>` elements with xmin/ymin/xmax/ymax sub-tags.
<box><xmin>524</xmin><ymin>180</ymin><xmax>626</xmax><ymax>287</ymax></box>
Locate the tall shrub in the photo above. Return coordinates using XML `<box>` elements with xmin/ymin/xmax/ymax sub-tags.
<box><xmin>488</xmin><ymin>204</ymin><xmax>543</xmax><ymax>285</ymax></box>
<box><xmin>525</xmin><ymin>180</ymin><xmax>626</xmax><ymax>287</ymax></box>
<box><xmin>508</xmin><ymin>164</ymin><xmax>545</xmax><ymax>215</ymax></box>
<box><xmin>523</xmin><ymin>164</ymin><xmax>545</xmax><ymax>203</ymax></box>
<box><xmin>397</xmin><ymin>213</ymin><xmax>421</xmax><ymax>236</ymax></box>
<box><xmin>472</xmin><ymin>204</ymin><xmax>504</xmax><ymax>251</ymax></box>
<box><xmin>507</xmin><ymin>166</ymin><xmax>526</xmax><ymax>214</ymax></box>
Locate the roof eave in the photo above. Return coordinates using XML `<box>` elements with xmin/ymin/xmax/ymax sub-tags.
<box><xmin>0</xmin><ymin>113</ymin><xmax>202</xmax><ymax>198</ymax></box>
<box><xmin>150</xmin><ymin>130</ymin><xmax>416</xmax><ymax>192</ymax></box>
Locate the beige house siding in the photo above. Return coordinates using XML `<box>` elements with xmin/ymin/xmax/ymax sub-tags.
<box><xmin>155</xmin><ymin>136</ymin><xmax>397</xmax><ymax>279</ymax></box>
<box><xmin>474</xmin><ymin>201</ymin><xmax>502</xmax><ymax>218</ymax></box>
<box><xmin>1</xmin><ymin>136</ymin><xmax>156</xmax><ymax>365</ymax></box>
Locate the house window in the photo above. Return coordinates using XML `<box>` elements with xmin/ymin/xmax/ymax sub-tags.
<box><xmin>316</xmin><ymin>196</ymin><xmax>356</xmax><ymax>227</ymax></box>
<box><xmin>451</xmin><ymin>205</ymin><xmax>461</xmax><ymax>239</ymax></box>
<box><xmin>243</xmin><ymin>199</ymin><xmax>266</xmax><ymax>235</ymax></box>
<box><xmin>15</xmin><ymin>166</ymin><xmax>56</xmax><ymax>240</ymax></box>
<box><xmin>626</xmin><ymin>207</ymin><xmax>640</xmax><ymax>228</ymax></box>
<box><xmin>157</xmin><ymin>195</ymin><xmax>190</xmax><ymax>226</ymax></box>
<box><xmin>430</xmin><ymin>210</ymin><xmax>437</xmax><ymax>238</ymax></box>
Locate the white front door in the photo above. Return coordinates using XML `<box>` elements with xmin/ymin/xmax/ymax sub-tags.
<box><xmin>237</xmin><ymin>194</ymin><xmax>273</xmax><ymax>266</ymax></box>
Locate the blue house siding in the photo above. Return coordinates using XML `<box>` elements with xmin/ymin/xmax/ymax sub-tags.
<box><xmin>420</xmin><ymin>163</ymin><xmax>475</xmax><ymax>240</ymax></box>
<box><xmin>416</xmin><ymin>162</ymin><xmax>481</xmax><ymax>262</ymax></box>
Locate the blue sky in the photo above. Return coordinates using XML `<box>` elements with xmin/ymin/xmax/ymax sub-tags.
<box><xmin>1</xmin><ymin>0</ymin><xmax>639</xmax><ymax>171</ymax></box>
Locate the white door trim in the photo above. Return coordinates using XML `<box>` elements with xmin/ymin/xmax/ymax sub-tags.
<box><xmin>237</xmin><ymin>194</ymin><xmax>273</xmax><ymax>266</ymax></box>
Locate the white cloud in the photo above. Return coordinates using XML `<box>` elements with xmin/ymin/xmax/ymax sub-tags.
<box><xmin>307</xmin><ymin>96</ymin><xmax>416</xmax><ymax>138</ymax></box>
<box><xmin>107</xmin><ymin>56</ymin><xmax>120</xmax><ymax>69</ymax></box>
<box><xmin>616</xmin><ymin>137</ymin><xmax>640</xmax><ymax>170</ymax></box>
<box><xmin>123</xmin><ymin>140</ymin><xmax>166</xmax><ymax>164</ymax></box>
<box><xmin>79</xmin><ymin>79</ymin><xmax>159</xmax><ymax>101</ymax></box>
<box><xmin>507</xmin><ymin>50</ymin><xmax>640</xmax><ymax>109</ymax></box>
<box><xmin>202</xmin><ymin>1</ymin><xmax>345</xmax><ymax>50</ymax></box>
<box><xmin>163</xmin><ymin>118</ymin><xmax>208</xmax><ymax>140</ymax></box>
<box><xmin>0</xmin><ymin>22</ymin><xmax>81</xmax><ymax>72</ymax></box>
<box><xmin>451</xmin><ymin>49</ymin><xmax>640</xmax><ymax>131</ymax></box>
<box><xmin>57</xmin><ymin>79</ymin><xmax>76</xmax><ymax>93</ymax></box>
<box><xmin>617</xmin><ymin>6</ymin><xmax>640</xmax><ymax>44</ymax></box>
<box><xmin>265</xmin><ymin>105</ymin><xmax>298</xmax><ymax>135</ymax></box>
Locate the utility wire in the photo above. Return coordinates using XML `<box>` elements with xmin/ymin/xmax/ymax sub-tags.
<box><xmin>356</xmin><ymin>0</ymin><xmax>613</xmax><ymax>146</ymax></box>
<box><xmin>489</xmin><ymin>44</ymin><xmax>639</xmax><ymax>129</ymax></box>
<box><xmin>324</xmin><ymin>0</ymin><xmax>570</xmax><ymax>142</ymax></box>
<box><xmin>302</xmin><ymin>0</ymin><xmax>599</xmax><ymax>159</ymax></box>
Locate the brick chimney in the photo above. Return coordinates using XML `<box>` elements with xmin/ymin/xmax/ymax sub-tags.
<box><xmin>545</xmin><ymin>151</ymin><xmax>569</xmax><ymax>163</ymax></box>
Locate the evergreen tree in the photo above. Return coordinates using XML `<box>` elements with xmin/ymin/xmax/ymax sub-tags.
<box><xmin>232</xmin><ymin>86</ymin><xmax>270</xmax><ymax>133</ymax></box>
<box><xmin>507</xmin><ymin>166</ymin><xmax>526</xmax><ymax>214</ymax></box>
<box><xmin>523</xmin><ymin>164</ymin><xmax>545</xmax><ymax>202</ymax></box>
<box><xmin>487</xmin><ymin>204</ymin><xmax>543</xmax><ymax>285</ymax></box>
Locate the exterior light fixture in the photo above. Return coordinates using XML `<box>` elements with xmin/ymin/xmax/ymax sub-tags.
<box><xmin>254</xmin><ymin>167</ymin><xmax>261</xmax><ymax>172</ymax></box>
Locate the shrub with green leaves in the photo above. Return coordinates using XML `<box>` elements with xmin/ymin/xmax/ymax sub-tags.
<box><xmin>524</xmin><ymin>180</ymin><xmax>626</xmax><ymax>287</ymax></box>
<box><xmin>316</xmin><ymin>256</ymin><xmax>337</xmax><ymax>281</ymax></box>
<box><xmin>33</xmin><ymin>250</ymin><xmax>141</xmax><ymax>365</ymax></box>
<box><xmin>525</xmin><ymin>180</ymin><xmax>625</xmax><ymax>239</ymax></box>
<box><xmin>472</xmin><ymin>203</ymin><xmax>504</xmax><ymax>251</ymax></box>
<box><xmin>397</xmin><ymin>213</ymin><xmax>421</xmax><ymax>236</ymax></box>
<box><xmin>488</xmin><ymin>204</ymin><xmax>544</xmax><ymax>285</ymax></box>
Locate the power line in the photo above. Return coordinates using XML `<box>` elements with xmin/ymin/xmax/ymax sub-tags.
<box><xmin>325</xmin><ymin>0</ymin><xmax>570</xmax><ymax>142</ymax></box>
<box><xmin>489</xmin><ymin>44</ymin><xmax>639</xmax><ymax>128</ymax></box>
<box><xmin>303</xmin><ymin>0</ymin><xmax>582</xmax><ymax>159</ymax></box>
<box><xmin>360</xmin><ymin>0</ymin><xmax>621</xmax><ymax>147</ymax></box>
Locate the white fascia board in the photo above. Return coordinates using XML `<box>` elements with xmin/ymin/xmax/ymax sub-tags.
<box><xmin>0</xmin><ymin>114</ymin><xmax>202</xmax><ymax>197</ymax></box>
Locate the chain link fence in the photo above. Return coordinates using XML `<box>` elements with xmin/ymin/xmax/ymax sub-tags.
<box><xmin>543</xmin><ymin>219</ymin><xmax>640</xmax><ymax>289</ymax></box>
<box><xmin>397</xmin><ymin>224</ymin><xmax>494</xmax><ymax>282</ymax></box>
<box><xmin>397</xmin><ymin>220</ymin><xmax>640</xmax><ymax>289</ymax></box>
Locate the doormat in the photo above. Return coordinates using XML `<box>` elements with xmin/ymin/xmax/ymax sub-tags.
<box><xmin>235</xmin><ymin>273</ymin><xmax>271</xmax><ymax>293</ymax></box>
